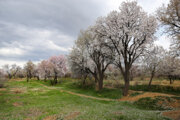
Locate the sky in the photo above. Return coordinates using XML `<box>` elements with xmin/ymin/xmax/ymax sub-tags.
<box><xmin>0</xmin><ymin>0</ymin><xmax>170</xmax><ymax>67</ymax></box>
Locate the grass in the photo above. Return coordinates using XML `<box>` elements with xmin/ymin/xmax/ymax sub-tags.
<box><xmin>0</xmin><ymin>78</ymin><xmax>173</xmax><ymax>120</ymax></box>
<box><xmin>36</xmin><ymin>78</ymin><xmax>122</xmax><ymax>99</ymax></box>
<box><xmin>134</xmin><ymin>96</ymin><xmax>173</xmax><ymax>111</ymax></box>
<box><xmin>130</xmin><ymin>84</ymin><xmax>180</xmax><ymax>95</ymax></box>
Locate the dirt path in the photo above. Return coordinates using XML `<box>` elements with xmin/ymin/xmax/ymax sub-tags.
<box><xmin>60</xmin><ymin>89</ymin><xmax>116</xmax><ymax>101</ymax></box>
<box><xmin>38</xmin><ymin>83</ymin><xmax>177</xmax><ymax>102</ymax></box>
<box><xmin>38</xmin><ymin>83</ymin><xmax>116</xmax><ymax>101</ymax></box>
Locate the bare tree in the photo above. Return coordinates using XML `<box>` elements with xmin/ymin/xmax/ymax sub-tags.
<box><xmin>3</xmin><ymin>64</ymin><xmax>12</xmax><ymax>79</ymax></box>
<box><xmin>143</xmin><ymin>45</ymin><xmax>165</xmax><ymax>87</ymax></box>
<box><xmin>92</xmin><ymin>1</ymin><xmax>157</xmax><ymax>96</ymax></box>
<box><xmin>84</xmin><ymin>29</ymin><xmax>114</xmax><ymax>90</ymax></box>
<box><xmin>11</xmin><ymin>64</ymin><xmax>21</xmax><ymax>78</ymax></box>
<box><xmin>3</xmin><ymin>64</ymin><xmax>21</xmax><ymax>79</ymax></box>
<box><xmin>69</xmin><ymin>29</ymin><xmax>114</xmax><ymax>90</ymax></box>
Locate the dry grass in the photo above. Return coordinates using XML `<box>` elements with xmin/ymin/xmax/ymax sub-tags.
<box><xmin>43</xmin><ymin>115</ymin><xmax>57</xmax><ymax>120</ymax></box>
<box><xmin>10</xmin><ymin>87</ymin><xmax>27</xmax><ymax>94</ymax></box>
<box><xmin>0</xmin><ymin>88</ymin><xmax>6</xmax><ymax>92</ymax></box>
<box><xmin>13</xmin><ymin>102</ymin><xmax>23</xmax><ymax>107</ymax></box>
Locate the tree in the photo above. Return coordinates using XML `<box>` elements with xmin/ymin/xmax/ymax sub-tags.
<box><xmin>3</xmin><ymin>64</ymin><xmax>12</xmax><ymax>79</ymax></box>
<box><xmin>69</xmin><ymin>31</ymin><xmax>90</xmax><ymax>85</ymax></box>
<box><xmin>48</xmin><ymin>55</ymin><xmax>67</xmax><ymax>85</ymax></box>
<box><xmin>24</xmin><ymin>61</ymin><xmax>35</xmax><ymax>82</ymax></box>
<box><xmin>33</xmin><ymin>64</ymin><xmax>40</xmax><ymax>80</ymax></box>
<box><xmin>11</xmin><ymin>64</ymin><xmax>21</xmax><ymax>78</ymax></box>
<box><xmin>92</xmin><ymin>1</ymin><xmax>157</xmax><ymax>96</ymax></box>
<box><xmin>38</xmin><ymin>60</ymin><xmax>52</xmax><ymax>82</ymax></box>
<box><xmin>3</xmin><ymin>64</ymin><xmax>21</xmax><ymax>79</ymax></box>
<box><xmin>157</xmin><ymin>0</ymin><xmax>180</xmax><ymax>55</ymax></box>
<box><xmin>69</xmin><ymin>30</ymin><xmax>114</xmax><ymax>90</ymax></box>
<box><xmin>0</xmin><ymin>69</ymin><xmax>7</xmax><ymax>88</ymax></box>
<box><xmin>143</xmin><ymin>45</ymin><xmax>165</xmax><ymax>87</ymax></box>
<box><xmin>159</xmin><ymin>52</ymin><xmax>180</xmax><ymax>84</ymax></box>
<box><xmin>84</xmin><ymin>29</ymin><xmax>114</xmax><ymax>90</ymax></box>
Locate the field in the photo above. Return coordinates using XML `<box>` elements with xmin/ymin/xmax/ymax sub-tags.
<box><xmin>0</xmin><ymin>78</ymin><xmax>180</xmax><ymax>120</ymax></box>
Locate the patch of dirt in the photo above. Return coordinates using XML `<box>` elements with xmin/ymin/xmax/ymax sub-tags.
<box><xmin>162</xmin><ymin>110</ymin><xmax>180</xmax><ymax>120</ymax></box>
<box><xmin>10</xmin><ymin>87</ymin><xmax>27</xmax><ymax>94</ymax></box>
<box><xmin>119</xmin><ymin>92</ymin><xmax>174</xmax><ymax>101</ymax></box>
<box><xmin>43</xmin><ymin>115</ymin><xmax>57</xmax><ymax>120</ymax></box>
<box><xmin>13</xmin><ymin>102</ymin><xmax>23</xmax><ymax>107</ymax></box>
<box><xmin>64</xmin><ymin>112</ymin><xmax>80</xmax><ymax>120</ymax></box>
<box><xmin>0</xmin><ymin>88</ymin><xmax>6</xmax><ymax>92</ymax></box>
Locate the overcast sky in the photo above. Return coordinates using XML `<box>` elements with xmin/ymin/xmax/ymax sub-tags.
<box><xmin>0</xmin><ymin>0</ymin><xmax>170</xmax><ymax>67</ymax></box>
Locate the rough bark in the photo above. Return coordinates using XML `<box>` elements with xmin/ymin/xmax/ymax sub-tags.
<box><xmin>122</xmin><ymin>71</ymin><xmax>130</xmax><ymax>96</ymax></box>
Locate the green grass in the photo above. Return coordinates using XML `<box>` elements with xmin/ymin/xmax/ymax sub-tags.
<box><xmin>0</xmin><ymin>79</ymin><xmax>171</xmax><ymax>120</ymax></box>
<box><xmin>36</xmin><ymin>78</ymin><xmax>122</xmax><ymax>99</ymax></box>
<box><xmin>134</xmin><ymin>96</ymin><xmax>174</xmax><ymax>111</ymax></box>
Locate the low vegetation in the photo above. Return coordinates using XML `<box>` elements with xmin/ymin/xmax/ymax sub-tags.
<box><xmin>0</xmin><ymin>78</ymin><xmax>180</xmax><ymax>120</ymax></box>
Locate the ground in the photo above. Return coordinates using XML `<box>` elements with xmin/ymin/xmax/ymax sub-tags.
<box><xmin>0</xmin><ymin>78</ymin><xmax>180</xmax><ymax>120</ymax></box>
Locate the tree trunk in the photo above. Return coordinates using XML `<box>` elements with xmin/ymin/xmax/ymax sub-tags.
<box><xmin>44</xmin><ymin>76</ymin><xmax>47</xmax><ymax>82</ymax></box>
<box><xmin>27</xmin><ymin>76</ymin><xmax>29</xmax><ymax>82</ymax></box>
<box><xmin>170</xmin><ymin>78</ymin><xmax>173</xmax><ymax>84</ymax></box>
<box><xmin>8</xmin><ymin>74</ymin><xmax>12</xmax><ymax>79</ymax></box>
<box><xmin>148</xmin><ymin>71</ymin><xmax>155</xmax><ymax>88</ymax></box>
<box><xmin>37</xmin><ymin>76</ymin><xmax>40</xmax><ymax>80</ymax></box>
<box><xmin>54</xmin><ymin>72</ymin><xmax>58</xmax><ymax>85</ymax></box>
<box><xmin>123</xmin><ymin>70</ymin><xmax>130</xmax><ymax>96</ymax></box>
<box><xmin>169</xmin><ymin>75</ymin><xmax>174</xmax><ymax>84</ymax></box>
<box><xmin>123</xmin><ymin>79</ymin><xmax>129</xmax><ymax>96</ymax></box>
<box><xmin>82</xmin><ymin>75</ymin><xmax>87</xmax><ymax>86</ymax></box>
<box><xmin>98</xmin><ymin>76</ymin><xmax>103</xmax><ymax>91</ymax></box>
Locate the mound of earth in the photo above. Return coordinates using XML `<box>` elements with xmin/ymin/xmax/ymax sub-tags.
<box><xmin>119</xmin><ymin>91</ymin><xmax>174</xmax><ymax>101</ymax></box>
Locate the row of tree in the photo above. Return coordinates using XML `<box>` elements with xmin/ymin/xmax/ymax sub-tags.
<box><xmin>1</xmin><ymin>55</ymin><xmax>67</xmax><ymax>85</ymax></box>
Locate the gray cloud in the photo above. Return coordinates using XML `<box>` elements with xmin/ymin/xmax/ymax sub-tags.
<box><xmin>0</xmin><ymin>0</ymin><xmax>113</xmax><ymax>66</ymax></box>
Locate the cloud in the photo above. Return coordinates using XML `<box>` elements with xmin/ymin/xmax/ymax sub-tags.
<box><xmin>0</xmin><ymin>47</ymin><xmax>25</xmax><ymax>56</ymax></box>
<box><xmin>138</xmin><ymin>0</ymin><xmax>170</xmax><ymax>14</ymax></box>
